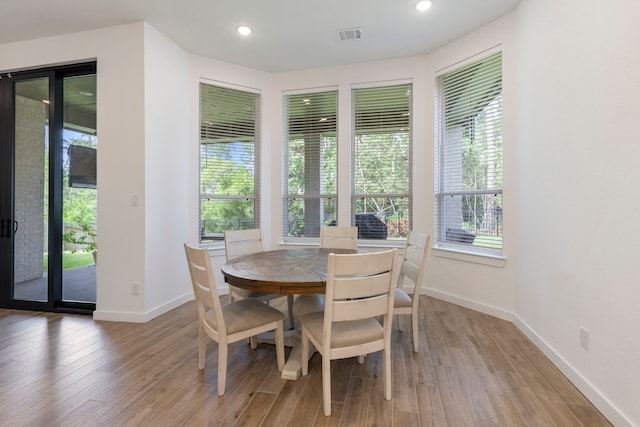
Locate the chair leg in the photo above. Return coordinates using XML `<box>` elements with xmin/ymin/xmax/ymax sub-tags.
<box><xmin>198</xmin><ymin>323</ymin><xmax>206</xmax><ymax>370</ymax></box>
<box><xmin>287</xmin><ymin>294</ymin><xmax>295</xmax><ymax>330</ymax></box>
<box><xmin>301</xmin><ymin>329</ymin><xmax>309</xmax><ymax>376</ymax></box>
<box><xmin>322</xmin><ymin>356</ymin><xmax>332</xmax><ymax>416</ymax></box>
<box><xmin>411</xmin><ymin>310</ymin><xmax>419</xmax><ymax>353</ymax></box>
<box><xmin>396</xmin><ymin>314</ymin><xmax>403</xmax><ymax>331</ymax></box>
<box><xmin>383</xmin><ymin>347</ymin><xmax>391</xmax><ymax>401</ymax></box>
<box><xmin>217</xmin><ymin>341</ymin><xmax>228</xmax><ymax>396</ymax></box>
<box><xmin>275</xmin><ymin>320</ymin><xmax>285</xmax><ymax>371</ymax></box>
<box><xmin>249</xmin><ymin>336</ymin><xmax>258</xmax><ymax>349</ymax></box>
<box><xmin>357</xmin><ymin>355</ymin><xmax>365</xmax><ymax>364</ymax></box>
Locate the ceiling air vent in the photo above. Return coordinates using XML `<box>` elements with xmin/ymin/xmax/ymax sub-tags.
<box><xmin>337</xmin><ymin>27</ymin><xmax>363</xmax><ymax>41</ymax></box>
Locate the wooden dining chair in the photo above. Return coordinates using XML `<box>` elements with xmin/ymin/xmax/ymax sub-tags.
<box><xmin>184</xmin><ymin>243</ymin><xmax>285</xmax><ymax>396</ymax></box>
<box><xmin>394</xmin><ymin>231</ymin><xmax>431</xmax><ymax>352</ymax></box>
<box><xmin>300</xmin><ymin>249</ymin><xmax>397</xmax><ymax>416</ymax></box>
<box><xmin>319</xmin><ymin>225</ymin><xmax>358</xmax><ymax>250</ymax></box>
<box><xmin>224</xmin><ymin>229</ymin><xmax>295</xmax><ymax>329</ymax></box>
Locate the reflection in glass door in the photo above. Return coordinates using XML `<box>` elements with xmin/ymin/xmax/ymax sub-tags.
<box><xmin>12</xmin><ymin>77</ymin><xmax>49</xmax><ymax>302</ymax></box>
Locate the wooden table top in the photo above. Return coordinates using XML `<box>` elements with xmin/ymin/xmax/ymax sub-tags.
<box><xmin>221</xmin><ymin>247</ymin><xmax>360</xmax><ymax>294</ymax></box>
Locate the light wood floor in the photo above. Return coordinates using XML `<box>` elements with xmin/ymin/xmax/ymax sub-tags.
<box><xmin>0</xmin><ymin>296</ymin><xmax>611</xmax><ymax>426</ymax></box>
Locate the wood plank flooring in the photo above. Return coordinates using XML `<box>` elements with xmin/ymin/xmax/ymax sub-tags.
<box><xmin>0</xmin><ymin>296</ymin><xmax>612</xmax><ymax>426</ymax></box>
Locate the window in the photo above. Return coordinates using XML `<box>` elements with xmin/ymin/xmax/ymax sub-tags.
<box><xmin>435</xmin><ymin>52</ymin><xmax>503</xmax><ymax>251</ymax></box>
<box><xmin>199</xmin><ymin>82</ymin><xmax>260</xmax><ymax>243</ymax></box>
<box><xmin>352</xmin><ymin>84</ymin><xmax>412</xmax><ymax>240</ymax></box>
<box><xmin>283</xmin><ymin>90</ymin><xmax>337</xmax><ymax>238</ymax></box>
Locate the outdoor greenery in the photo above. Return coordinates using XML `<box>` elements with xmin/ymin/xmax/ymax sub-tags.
<box><xmin>63</xmin><ymin>135</ymin><xmax>97</xmax><ymax>225</ymax></box>
<box><xmin>286</xmin><ymin>135</ymin><xmax>337</xmax><ymax>237</ymax></box>
<box><xmin>62</xmin><ymin>221</ymin><xmax>97</xmax><ymax>254</ymax></box>
<box><xmin>45</xmin><ymin>131</ymin><xmax>98</xmax><ymax>267</ymax></box>
<box><xmin>44</xmin><ymin>251</ymin><xmax>94</xmax><ymax>269</ymax></box>
<box><xmin>200</xmin><ymin>141</ymin><xmax>256</xmax><ymax>238</ymax></box>
<box><xmin>459</xmin><ymin>95</ymin><xmax>503</xmax><ymax>247</ymax></box>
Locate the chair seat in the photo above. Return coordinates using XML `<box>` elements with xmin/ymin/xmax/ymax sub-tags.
<box><xmin>205</xmin><ymin>298</ymin><xmax>284</xmax><ymax>335</ymax></box>
<box><xmin>394</xmin><ymin>288</ymin><xmax>413</xmax><ymax>308</ymax></box>
<box><xmin>302</xmin><ymin>311</ymin><xmax>383</xmax><ymax>348</ymax></box>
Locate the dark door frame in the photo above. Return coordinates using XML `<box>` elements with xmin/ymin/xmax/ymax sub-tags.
<box><xmin>0</xmin><ymin>62</ymin><xmax>96</xmax><ymax>314</ymax></box>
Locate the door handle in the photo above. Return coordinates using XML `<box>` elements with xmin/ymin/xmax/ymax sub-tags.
<box><xmin>13</xmin><ymin>220</ymin><xmax>18</xmax><ymax>235</ymax></box>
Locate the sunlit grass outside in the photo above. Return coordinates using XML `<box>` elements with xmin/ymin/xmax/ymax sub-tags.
<box><xmin>44</xmin><ymin>251</ymin><xmax>95</xmax><ymax>269</ymax></box>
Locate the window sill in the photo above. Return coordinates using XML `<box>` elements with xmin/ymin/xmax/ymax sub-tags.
<box><xmin>279</xmin><ymin>238</ymin><xmax>405</xmax><ymax>249</ymax></box>
<box><xmin>432</xmin><ymin>244</ymin><xmax>505</xmax><ymax>267</ymax></box>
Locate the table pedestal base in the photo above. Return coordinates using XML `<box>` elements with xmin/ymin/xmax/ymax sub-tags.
<box><xmin>280</xmin><ymin>294</ymin><xmax>324</xmax><ymax>380</ymax></box>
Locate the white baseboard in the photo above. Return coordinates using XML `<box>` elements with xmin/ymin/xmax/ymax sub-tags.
<box><xmin>418</xmin><ymin>287</ymin><xmax>632</xmax><ymax>427</ymax></box>
<box><xmin>93</xmin><ymin>292</ymin><xmax>194</xmax><ymax>323</ymax></box>
<box><xmin>420</xmin><ymin>286</ymin><xmax>513</xmax><ymax>321</ymax></box>
<box><xmin>513</xmin><ymin>316</ymin><xmax>633</xmax><ymax>427</ymax></box>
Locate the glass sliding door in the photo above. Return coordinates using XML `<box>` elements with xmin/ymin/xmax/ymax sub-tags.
<box><xmin>0</xmin><ymin>63</ymin><xmax>96</xmax><ymax>313</ymax></box>
<box><xmin>61</xmin><ymin>74</ymin><xmax>97</xmax><ymax>303</ymax></box>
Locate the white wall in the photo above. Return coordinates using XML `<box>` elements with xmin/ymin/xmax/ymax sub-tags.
<box><xmin>0</xmin><ymin>23</ymin><xmax>150</xmax><ymax>320</ymax></box>
<box><xmin>514</xmin><ymin>0</ymin><xmax>640</xmax><ymax>425</ymax></box>
<box><xmin>142</xmin><ymin>24</ymin><xmax>192</xmax><ymax>318</ymax></box>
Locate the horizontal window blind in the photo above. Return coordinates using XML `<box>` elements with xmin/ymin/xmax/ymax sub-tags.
<box><xmin>353</xmin><ymin>84</ymin><xmax>412</xmax><ymax>240</ymax></box>
<box><xmin>283</xmin><ymin>90</ymin><xmax>337</xmax><ymax>238</ymax></box>
<box><xmin>435</xmin><ymin>52</ymin><xmax>503</xmax><ymax>250</ymax></box>
<box><xmin>199</xmin><ymin>82</ymin><xmax>260</xmax><ymax>242</ymax></box>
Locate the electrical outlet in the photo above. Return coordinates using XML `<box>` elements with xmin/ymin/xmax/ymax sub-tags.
<box><xmin>131</xmin><ymin>282</ymin><xmax>140</xmax><ymax>296</ymax></box>
<box><xmin>580</xmin><ymin>327</ymin><xmax>589</xmax><ymax>350</ymax></box>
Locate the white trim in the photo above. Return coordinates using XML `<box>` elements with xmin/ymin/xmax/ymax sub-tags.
<box><xmin>199</xmin><ymin>77</ymin><xmax>261</xmax><ymax>94</ymax></box>
<box><xmin>350</xmin><ymin>78</ymin><xmax>413</xmax><ymax>89</ymax></box>
<box><xmin>435</xmin><ymin>44</ymin><xmax>502</xmax><ymax>76</ymax></box>
<box><xmin>419</xmin><ymin>288</ymin><xmax>632</xmax><ymax>426</ymax></box>
<box><xmin>421</xmin><ymin>286</ymin><xmax>512</xmax><ymax>321</ymax></box>
<box><xmin>432</xmin><ymin>245</ymin><xmax>506</xmax><ymax>267</ymax></box>
<box><xmin>282</xmin><ymin>85</ymin><xmax>339</xmax><ymax>96</ymax></box>
<box><xmin>93</xmin><ymin>293</ymin><xmax>193</xmax><ymax>323</ymax></box>
<box><xmin>513</xmin><ymin>315</ymin><xmax>634</xmax><ymax>427</ymax></box>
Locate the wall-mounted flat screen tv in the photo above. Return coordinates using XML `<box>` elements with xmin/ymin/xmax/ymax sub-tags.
<box><xmin>68</xmin><ymin>145</ymin><xmax>97</xmax><ymax>188</ymax></box>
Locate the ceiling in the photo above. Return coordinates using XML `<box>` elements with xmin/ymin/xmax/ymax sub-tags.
<box><xmin>1</xmin><ymin>0</ymin><xmax>521</xmax><ymax>72</ymax></box>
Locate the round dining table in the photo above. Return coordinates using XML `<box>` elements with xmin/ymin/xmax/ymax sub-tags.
<box><xmin>221</xmin><ymin>247</ymin><xmax>359</xmax><ymax>295</ymax></box>
<box><xmin>220</xmin><ymin>247</ymin><xmax>361</xmax><ymax>380</ymax></box>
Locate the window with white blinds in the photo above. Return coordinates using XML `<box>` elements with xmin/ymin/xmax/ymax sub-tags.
<box><xmin>199</xmin><ymin>82</ymin><xmax>260</xmax><ymax>243</ymax></box>
<box><xmin>283</xmin><ymin>90</ymin><xmax>337</xmax><ymax>238</ymax></box>
<box><xmin>435</xmin><ymin>52</ymin><xmax>503</xmax><ymax>251</ymax></box>
<box><xmin>352</xmin><ymin>84</ymin><xmax>412</xmax><ymax>240</ymax></box>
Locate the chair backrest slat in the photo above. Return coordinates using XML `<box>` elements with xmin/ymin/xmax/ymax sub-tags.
<box><xmin>324</xmin><ymin>249</ymin><xmax>397</xmax><ymax>341</ymax></box>
<box><xmin>332</xmin><ymin>294</ymin><xmax>390</xmax><ymax>322</ymax></box>
<box><xmin>333</xmin><ymin>272</ymin><xmax>393</xmax><ymax>300</ymax></box>
<box><xmin>224</xmin><ymin>229</ymin><xmax>264</xmax><ymax>261</ymax></box>
<box><xmin>319</xmin><ymin>226</ymin><xmax>358</xmax><ymax>250</ymax></box>
<box><xmin>184</xmin><ymin>243</ymin><xmax>226</xmax><ymax>335</ymax></box>
<box><xmin>397</xmin><ymin>232</ymin><xmax>431</xmax><ymax>314</ymax></box>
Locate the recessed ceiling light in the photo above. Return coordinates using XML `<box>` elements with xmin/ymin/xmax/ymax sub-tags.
<box><xmin>237</xmin><ymin>26</ymin><xmax>252</xmax><ymax>36</ymax></box>
<box><xmin>415</xmin><ymin>0</ymin><xmax>432</xmax><ymax>11</ymax></box>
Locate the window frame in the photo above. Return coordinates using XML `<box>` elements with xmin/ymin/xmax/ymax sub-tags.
<box><xmin>351</xmin><ymin>82</ymin><xmax>413</xmax><ymax>243</ymax></box>
<box><xmin>199</xmin><ymin>80</ymin><xmax>261</xmax><ymax>245</ymax></box>
<box><xmin>434</xmin><ymin>50</ymin><xmax>504</xmax><ymax>258</ymax></box>
<box><xmin>282</xmin><ymin>88</ymin><xmax>338</xmax><ymax>242</ymax></box>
